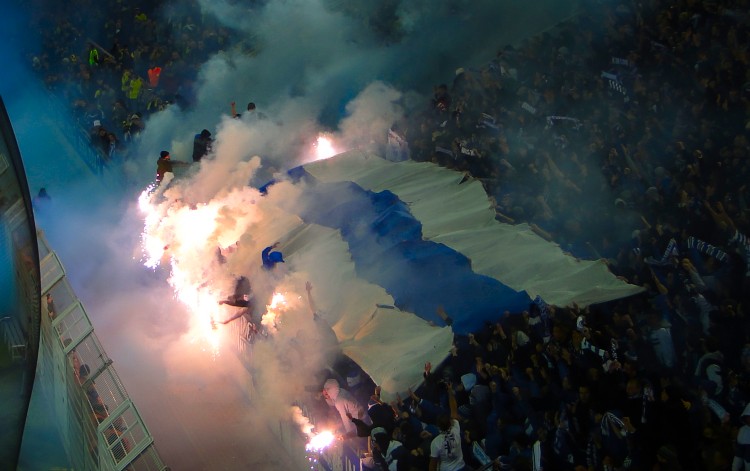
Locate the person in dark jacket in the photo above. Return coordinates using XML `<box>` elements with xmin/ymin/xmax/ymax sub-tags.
<box><xmin>156</xmin><ymin>151</ymin><xmax>189</xmax><ymax>183</ymax></box>
<box><xmin>192</xmin><ymin>129</ymin><xmax>213</xmax><ymax>162</ymax></box>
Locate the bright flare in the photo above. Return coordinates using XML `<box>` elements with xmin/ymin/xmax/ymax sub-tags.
<box><xmin>262</xmin><ymin>292</ymin><xmax>288</xmax><ymax>333</ymax></box>
<box><xmin>269</xmin><ymin>292</ymin><xmax>287</xmax><ymax>309</ymax></box>
<box><xmin>139</xmin><ymin>188</ymin><xmax>166</xmax><ymax>268</ymax></box>
<box><xmin>313</xmin><ymin>134</ymin><xmax>337</xmax><ymax>161</ymax></box>
<box><xmin>305</xmin><ymin>430</ymin><xmax>335</xmax><ymax>452</ymax></box>
<box><xmin>138</xmin><ymin>189</ymin><xmax>224</xmax><ymax>356</ymax></box>
<box><xmin>171</xmin><ymin>264</ymin><xmax>222</xmax><ymax>356</ymax></box>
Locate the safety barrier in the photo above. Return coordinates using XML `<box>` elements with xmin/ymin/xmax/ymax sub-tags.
<box><xmin>0</xmin><ymin>316</ymin><xmax>27</xmax><ymax>361</ymax></box>
<box><xmin>43</xmin><ymin>91</ymin><xmax>109</xmax><ymax>175</ymax></box>
<box><xmin>37</xmin><ymin>230</ymin><xmax>168</xmax><ymax>471</ymax></box>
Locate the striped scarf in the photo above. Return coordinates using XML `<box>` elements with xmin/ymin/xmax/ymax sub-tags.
<box><xmin>655</xmin><ymin>237</ymin><xmax>680</xmax><ymax>264</ymax></box>
<box><xmin>687</xmin><ymin>236</ymin><xmax>729</xmax><ymax>263</ymax></box>
<box><xmin>729</xmin><ymin>230</ymin><xmax>750</xmax><ymax>276</ymax></box>
<box><xmin>581</xmin><ymin>337</ymin><xmax>608</xmax><ymax>361</ymax></box>
<box><xmin>600</xmin><ymin>412</ymin><xmax>626</xmax><ymax>438</ymax></box>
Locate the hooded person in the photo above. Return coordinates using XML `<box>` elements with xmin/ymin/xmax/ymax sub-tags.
<box><xmin>192</xmin><ymin>129</ymin><xmax>213</xmax><ymax>162</ymax></box>
<box><xmin>262</xmin><ymin>242</ymin><xmax>285</xmax><ymax>270</ymax></box>
<box><xmin>322</xmin><ymin>378</ymin><xmax>367</xmax><ymax>437</ymax></box>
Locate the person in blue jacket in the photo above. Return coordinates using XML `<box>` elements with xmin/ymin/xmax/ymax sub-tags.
<box><xmin>262</xmin><ymin>242</ymin><xmax>284</xmax><ymax>270</ymax></box>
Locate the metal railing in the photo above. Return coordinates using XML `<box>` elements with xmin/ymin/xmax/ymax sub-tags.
<box><xmin>37</xmin><ymin>230</ymin><xmax>168</xmax><ymax>471</ymax></box>
<box><xmin>228</xmin><ymin>317</ymin><xmax>363</xmax><ymax>471</ymax></box>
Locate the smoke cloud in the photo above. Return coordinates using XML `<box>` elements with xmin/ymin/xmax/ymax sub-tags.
<box><xmin>5</xmin><ymin>0</ymin><xmax>594</xmax><ymax>468</ymax></box>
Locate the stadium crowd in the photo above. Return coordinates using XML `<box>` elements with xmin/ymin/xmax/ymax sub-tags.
<box><xmin>27</xmin><ymin>0</ymin><xmax>750</xmax><ymax>470</ymax></box>
<box><xmin>28</xmin><ymin>0</ymin><xmax>232</xmax><ymax>161</ymax></box>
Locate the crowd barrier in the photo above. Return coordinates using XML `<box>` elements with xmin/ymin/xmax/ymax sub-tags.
<box><xmin>37</xmin><ymin>230</ymin><xmax>168</xmax><ymax>471</ymax></box>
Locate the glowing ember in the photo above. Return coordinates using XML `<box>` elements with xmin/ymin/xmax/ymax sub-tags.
<box><xmin>305</xmin><ymin>430</ymin><xmax>335</xmax><ymax>452</ymax></box>
<box><xmin>269</xmin><ymin>292</ymin><xmax>287</xmax><ymax>309</ymax></box>
<box><xmin>313</xmin><ymin>134</ymin><xmax>337</xmax><ymax>161</ymax></box>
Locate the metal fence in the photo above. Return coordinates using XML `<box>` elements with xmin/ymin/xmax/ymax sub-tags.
<box><xmin>37</xmin><ymin>230</ymin><xmax>168</xmax><ymax>471</ymax></box>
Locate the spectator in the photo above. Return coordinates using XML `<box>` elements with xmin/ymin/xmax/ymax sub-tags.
<box><xmin>231</xmin><ymin>101</ymin><xmax>257</xmax><ymax>119</ymax></box>
<box><xmin>155</xmin><ymin>150</ymin><xmax>188</xmax><ymax>183</ymax></box>
<box><xmin>370</xmin><ymin>427</ymin><xmax>409</xmax><ymax>471</ymax></box>
<box><xmin>32</xmin><ymin>187</ymin><xmax>52</xmax><ymax>210</ymax></box>
<box><xmin>261</xmin><ymin>242</ymin><xmax>284</xmax><ymax>270</ymax></box>
<box><xmin>322</xmin><ymin>378</ymin><xmax>368</xmax><ymax>437</ymax></box>
<box><xmin>429</xmin><ymin>382</ymin><xmax>466</xmax><ymax>471</ymax></box>
<box><xmin>148</xmin><ymin>66</ymin><xmax>162</xmax><ymax>88</ymax></box>
<box><xmin>192</xmin><ymin>129</ymin><xmax>212</xmax><ymax>162</ymax></box>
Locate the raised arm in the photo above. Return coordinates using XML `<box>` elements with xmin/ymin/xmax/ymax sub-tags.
<box><xmin>447</xmin><ymin>381</ymin><xmax>459</xmax><ymax>420</ymax></box>
<box><xmin>305</xmin><ymin>281</ymin><xmax>318</xmax><ymax>318</ymax></box>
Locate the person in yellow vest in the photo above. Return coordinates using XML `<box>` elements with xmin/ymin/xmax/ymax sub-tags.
<box><xmin>134</xmin><ymin>8</ymin><xmax>147</xmax><ymax>22</ymax></box>
<box><xmin>128</xmin><ymin>76</ymin><xmax>143</xmax><ymax>104</ymax></box>
<box><xmin>88</xmin><ymin>46</ymin><xmax>99</xmax><ymax>66</ymax></box>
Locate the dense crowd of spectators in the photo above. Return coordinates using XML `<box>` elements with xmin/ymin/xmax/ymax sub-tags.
<box><xmin>27</xmin><ymin>0</ymin><xmax>750</xmax><ymax>470</ymax></box>
<box><xmin>28</xmin><ymin>0</ymin><xmax>232</xmax><ymax>162</ymax></box>
<box><xmin>364</xmin><ymin>1</ymin><xmax>749</xmax><ymax>470</ymax></box>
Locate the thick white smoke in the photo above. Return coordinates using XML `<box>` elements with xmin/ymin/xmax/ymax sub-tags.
<box><xmin>10</xmin><ymin>0</ymin><xmax>584</xmax><ymax>468</ymax></box>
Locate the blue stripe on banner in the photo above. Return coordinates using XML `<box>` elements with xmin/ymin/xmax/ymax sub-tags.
<box><xmin>295</xmin><ymin>178</ymin><xmax>530</xmax><ymax>334</ymax></box>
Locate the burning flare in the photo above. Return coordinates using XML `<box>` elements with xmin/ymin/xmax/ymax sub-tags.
<box><xmin>139</xmin><ymin>187</ymin><xmax>166</xmax><ymax>269</ymax></box>
<box><xmin>262</xmin><ymin>292</ymin><xmax>289</xmax><ymax>333</ymax></box>
<box><xmin>312</xmin><ymin>134</ymin><xmax>338</xmax><ymax>162</ymax></box>
<box><xmin>138</xmin><ymin>187</ymin><xmax>224</xmax><ymax>356</ymax></box>
<box><xmin>305</xmin><ymin>431</ymin><xmax>335</xmax><ymax>452</ymax></box>
<box><xmin>291</xmin><ymin>406</ymin><xmax>337</xmax><ymax>453</ymax></box>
